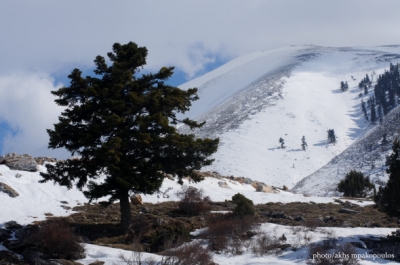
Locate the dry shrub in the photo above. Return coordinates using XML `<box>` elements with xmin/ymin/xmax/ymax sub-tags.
<box><xmin>304</xmin><ymin>218</ymin><xmax>322</xmax><ymax>232</ymax></box>
<box><xmin>307</xmin><ymin>239</ymin><xmax>359</xmax><ymax>265</ymax></box>
<box><xmin>26</xmin><ymin>221</ymin><xmax>84</xmax><ymax>260</ymax></box>
<box><xmin>162</xmin><ymin>241</ymin><xmax>217</xmax><ymax>265</ymax></box>
<box><xmin>204</xmin><ymin>213</ymin><xmax>256</xmax><ymax>251</ymax></box>
<box><xmin>176</xmin><ymin>186</ymin><xmax>211</xmax><ymax>216</ymax></box>
<box><xmin>251</xmin><ymin>231</ymin><xmax>279</xmax><ymax>256</ymax></box>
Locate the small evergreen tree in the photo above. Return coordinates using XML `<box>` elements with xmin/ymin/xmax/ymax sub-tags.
<box><xmin>327</xmin><ymin>129</ymin><xmax>336</xmax><ymax>145</ymax></box>
<box><xmin>301</xmin><ymin>136</ymin><xmax>307</xmax><ymax>151</ymax></box>
<box><xmin>279</xmin><ymin>137</ymin><xmax>285</xmax><ymax>148</ymax></box>
<box><xmin>370</xmin><ymin>99</ymin><xmax>377</xmax><ymax>124</ymax></box>
<box><xmin>231</xmin><ymin>193</ymin><xmax>255</xmax><ymax>216</ymax></box>
<box><xmin>337</xmin><ymin>170</ymin><xmax>374</xmax><ymax>197</ymax></box>
<box><xmin>361</xmin><ymin>100</ymin><xmax>369</xmax><ymax>121</ymax></box>
<box><xmin>375</xmin><ymin>139</ymin><xmax>400</xmax><ymax>216</ymax></box>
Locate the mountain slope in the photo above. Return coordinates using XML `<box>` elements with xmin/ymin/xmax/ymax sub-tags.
<box><xmin>178</xmin><ymin>45</ymin><xmax>400</xmax><ymax>191</ymax></box>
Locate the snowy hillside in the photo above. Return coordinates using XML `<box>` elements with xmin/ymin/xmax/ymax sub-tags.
<box><xmin>178</xmin><ymin>45</ymin><xmax>400</xmax><ymax>191</ymax></box>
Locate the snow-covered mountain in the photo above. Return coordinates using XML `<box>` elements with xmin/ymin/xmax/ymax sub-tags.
<box><xmin>178</xmin><ymin>45</ymin><xmax>400</xmax><ymax>194</ymax></box>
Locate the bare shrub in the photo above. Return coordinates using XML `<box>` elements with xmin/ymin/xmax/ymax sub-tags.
<box><xmin>304</xmin><ymin>218</ymin><xmax>321</xmax><ymax>232</ymax></box>
<box><xmin>117</xmin><ymin>251</ymin><xmax>143</xmax><ymax>265</ymax></box>
<box><xmin>307</xmin><ymin>240</ymin><xmax>359</xmax><ymax>265</ymax></box>
<box><xmin>162</xmin><ymin>241</ymin><xmax>217</xmax><ymax>265</ymax></box>
<box><xmin>290</xmin><ymin>226</ymin><xmax>303</xmax><ymax>235</ymax></box>
<box><xmin>204</xmin><ymin>213</ymin><xmax>256</xmax><ymax>251</ymax></box>
<box><xmin>25</xmin><ymin>221</ymin><xmax>84</xmax><ymax>260</ymax></box>
<box><xmin>251</xmin><ymin>231</ymin><xmax>281</xmax><ymax>256</ymax></box>
<box><xmin>292</xmin><ymin>231</ymin><xmax>314</xmax><ymax>250</ymax></box>
<box><xmin>176</xmin><ymin>186</ymin><xmax>211</xmax><ymax>216</ymax></box>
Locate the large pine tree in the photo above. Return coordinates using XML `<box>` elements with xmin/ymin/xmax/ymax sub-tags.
<box><xmin>375</xmin><ymin>138</ymin><xmax>400</xmax><ymax>216</ymax></box>
<box><xmin>40</xmin><ymin>42</ymin><xmax>219</xmax><ymax>231</ymax></box>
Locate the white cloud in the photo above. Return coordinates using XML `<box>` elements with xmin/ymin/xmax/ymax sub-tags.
<box><xmin>0</xmin><ymin>0</ymin><xmax>400</xmax><ymax>156</ymax></box>
<box><xmin>0</xmin><ymin>73</ymin><xmax>67</xmax><ymax>157</ymax></box>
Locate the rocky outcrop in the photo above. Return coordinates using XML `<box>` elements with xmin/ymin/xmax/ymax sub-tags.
<box><xmin>34</xmin><ymin>157</ymin><xmax>58</xmax><ymax>165</ymax></box>
<box><xmin>0</xmin><ymin>153</ymin><xmax>38</xmax><ymax>172</ymax></box>
<box><xmin>252</xmin><ymin>182</ymin><xmax>278</xmax><ymax>193</ymax></box>
<box><xmin>0</xmin><ymin>182</ymin><xmax>19</xmax><ymax>197</ymax></box>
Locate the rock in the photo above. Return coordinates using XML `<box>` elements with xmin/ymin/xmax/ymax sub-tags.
<box><xmin>0</xmin><ymin>182</ymin><xmax>19</xmax><ymax>197</ymax></box>
<box><xmin>15</xmin><ymin>173</ymin><xmax>22</xmax><ymax>178</ymax></box>
<box><xmin>324</xmin><ymin>215</ymin><xmax>337</xmax><ymax>223</ymax></box>
<box><xmin>130</xmin><ymin>194</ymin><xmax>143</xmax><ymax>205</ymax></box>
<box><xmin>34</xmin><ymin>156</ymin><xmax>58</xmax><ymax>165</ymax></box>
<box><xmin>253</xmin><ymin>182</ymin><xmax>277</xmax><ymax>193</ymax></box>
<box><xmin>164</xmin><ymin>174</ymin><xmax>174</xmax><ymax>180</ymax></box>
<box><xmin>3</xmin><ymin>153</ymin><xmax>38</xmax><ymax>172</ymax></box>
<box><xmin>339</xmin><ymin>208</ymin><xmax>358</xmax><ymax>214</ymax></box>
<box><xmin>0</xmin><ymin>156</ymin><xmax>5</xmax><ymax>164</ymax></box>
<box><xmin>218</xmin><ymin>181</ymin><xmax>231</xmax><ymax>189</ymax></box>
<box><xmin>282</xmin><ymin>185</ymin><xmax>288</xmax><ymax>191</ymax></box>
<box><xmin>294</xmin><ymin>215</ymin><xmax>305</xmax><ymax>222</ymax></box>
<box><xmin>270</xmin><ymin>211</ymin><xmax>286</xmax><ymax>218</ymax></box>
<box><xmin>242</xmin><ymin>178</ymin><xmax>254</xmax><ymax>184</ymax></box>
<box><xmin>4</xmin><ymin>220</ymin><xmax>22</xmax><ymax>230</ymax></box>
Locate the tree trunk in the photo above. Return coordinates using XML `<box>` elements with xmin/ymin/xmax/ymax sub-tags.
<box><xmin>120</xmin><ymin>191</ymin><xmax>132</xmax><ymax>232</ymax></box>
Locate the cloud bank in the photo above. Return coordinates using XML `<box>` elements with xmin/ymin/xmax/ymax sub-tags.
<box><xmin>1</xmin><ymin>0</ymin><xmax>400</xmax><ymax>156</ymax></box>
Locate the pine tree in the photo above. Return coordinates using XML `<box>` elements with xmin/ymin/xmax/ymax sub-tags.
<box><xmin>39</xmin><ymin>42</ymin><xmax>219</xmax><ymax>231</ymax></box>
<box><xmin>338</xmin><ymin>170</ymin><xmax>374</xmax><ymax>197</ymax></box>
<box><xmin>375</xmin><ymin>139</ymin><xmax>400</xmax><ymax>216</ymax></box>
<box><xmin>361</xmin><ymin>100</ymin><xmax>369</xmax><ymax>121</ymax></box>
<box><xmin>279</xmin><ymin>137</ymin><xmax>285</xmax><ymax>148</ymax></box>
<box><xmin>327</xmin><ymin>129</ymin><xmax>336</xmax><ymax>145</ymax></box>
<box><xmin>301</xmin><ymin>136</ymin><xmax>307</xmax><ymax>151</ymax></box>
<box><xmin>370</xmin><ymin>98</ymin><xmax>377</xmax><ymax>124</ymax></box>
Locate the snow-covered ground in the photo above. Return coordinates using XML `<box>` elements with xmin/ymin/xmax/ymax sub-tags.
<box><xmin>179</xmin><ymin>45</ymin><xmax>400</xmax><ymax>191</ymax></box>
<box><xmin>1</xmin><ymin>164</ymin><xmax>397</xmax><ymax>265</ymax></box>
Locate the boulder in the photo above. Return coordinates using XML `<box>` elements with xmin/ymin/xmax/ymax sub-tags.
<box><xmin>3</xmin><ymin>153</ymin><xmax>38</xmax><ymax>172</ymax></box>
<box><xmin>34</xmin><ymin>157</ymin><xmax>58</xmax><ymax>165</ymax></box>
<box><xmin>218</xmin><ymin>181</ymin><xmax>231</xmax><ymax>189</ymax></box>
<box><xmin>0</xmin><ymin>182</ymin><xmax>19</xmax><ymax>197</ymax></box>
<box><xmin>252</xmin><ymin>182</ymin><xmax>277</xmax><ymax>193</ymax></box>
<box><xmin>130</xmin><ymin>194</ymin><xmax>143</xmax><ymax>205</ymax></box>
<box><xmin>339</xmin><ymin>208</ymin><xmax>358</xmax><ymax>214</ymax></box>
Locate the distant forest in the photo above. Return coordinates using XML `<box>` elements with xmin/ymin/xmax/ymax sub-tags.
<box><xmin>356</xmin><ymin>63</ymin><xmax>400</xmax><ymax>124</ymax></box>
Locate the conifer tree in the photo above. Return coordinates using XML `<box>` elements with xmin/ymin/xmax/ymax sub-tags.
<box><xmin>279</xmin><ymin>137</ymin><xmax>285</xmax><ymax>148</ymax></box>
<box><xmin>361</xmin><ymin>100</ymin><xmax>369</xmax><ymax>121</ymax></box>
<box><xmin>338</xmin><ymin>170</ymin><xmax>373</xmax><ymax>197</ymax></box>
<box><xmin>40</xmin><ymin>42</ymin><xmax>219</xmax><ymax>231</ymax></box>
<box><xmin>375</xmin><ymin>139</ymin><xmax>400</xmax><ymax>216</ymax></box>
<box><xmin>327</xmin><ymin>129</ymin><xmax>336</xmax><ymax>145</ymax></box>
<box><xmin>301</xmin><ymin>136</ymin><xmax>307</xmax><ymax>151</ymax></box>
<box><xmin>370</xmin><ymin>99</ymin><xmax>377</xmax><ymax>124</ymax></box>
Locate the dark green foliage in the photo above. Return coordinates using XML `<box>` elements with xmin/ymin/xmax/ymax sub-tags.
<box><xmin>327</xmin><ymin>129</ymin><xmax>336</xmax><ymax>145</ymax></box>
<box><xmin>375</xmin><ymin>139</ymin><xmax>400</xmax><ymax>216</ymax></box>
<box><xmin>374</xmin><ymin>63</ymin><xmax>400</xmax><ymax>116</ymax></box>
<box><xmin>361</xmin><ymin>100</ymin><xmax>369</xmax><ymax>121</ymax></box>
<box><xmin>40</xmin><ymin>42</ymin><xmax>219</xmax><ymax>231</ymax></box>
<box><xmin>279</xmin><ymin>137</ymin><xmax>285</xmax><ymax>148</ymax></box>
<box><xmin>340</xmin><ymin>81</ymin><xmax>349</xmax><ymax>92</ymax></box>
<box><xmin>301</xmin><ymin>136</ymin><xmax>307</xmax><ymax>151</ymax></box>
<box><xmin>232</xmin><ymin>193</ymin><xmax>255</xmax><ymax>216</ymax></box>
<box><xmin>338</xmin><ymin>170</ymin><xmax>374</xmax><ymax>197</ymax></box>
<box><xmin>370</xmin><ymin>97</ymin><xmax>377</xmax><ymax>124</ymax></box>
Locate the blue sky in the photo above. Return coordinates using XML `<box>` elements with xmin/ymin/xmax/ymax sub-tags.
<box><xmin>1</xmin><ymin>0</ymin><xmax>400</xmax><ymax>157</ymax></box>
